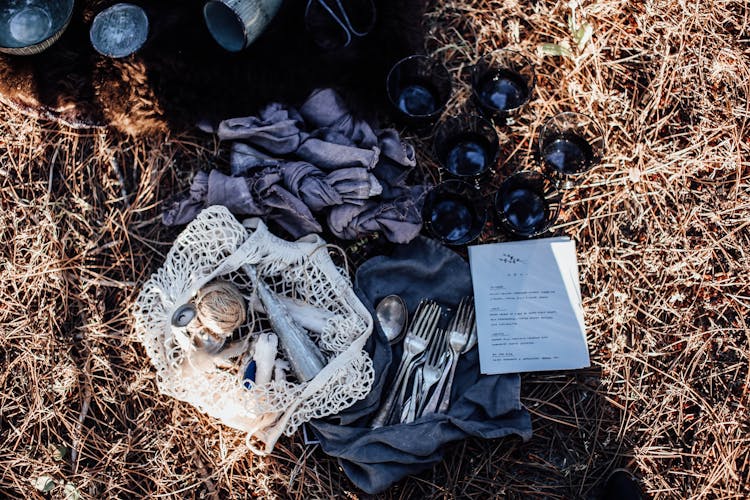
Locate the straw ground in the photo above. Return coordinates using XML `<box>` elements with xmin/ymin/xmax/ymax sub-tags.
<box><xmin>1</xmin><ymin>0</ymin><xmax>748</xmax><ymax>498</ymax></box>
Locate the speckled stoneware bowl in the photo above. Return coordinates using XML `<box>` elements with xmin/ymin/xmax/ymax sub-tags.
<box><xmin>90</xmin><ymin>3</ymin><xmax>149</xmax><ymax>58</ymax></box>
<box><xmin>0</xmin><ymin>0</ymin><xmax>75</xmax><ymax>55</ymax></box>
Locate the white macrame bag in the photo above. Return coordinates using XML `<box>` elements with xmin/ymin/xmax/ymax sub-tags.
<box><xmin>133</xmin><ymin>206</ymin><xmax>374</xmax><ymax>454</ymax></box>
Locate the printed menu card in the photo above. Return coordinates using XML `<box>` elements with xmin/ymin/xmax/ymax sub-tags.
<box><xmin>468</xmin><ymin>237</ymin><xmax>590</xmax><ymax>375</ymax></box>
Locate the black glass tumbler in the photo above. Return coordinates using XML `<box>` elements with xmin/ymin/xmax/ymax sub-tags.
<box><xmin>494</xmin><ymin>171</ymin><xmax>561</xmax><ymax>238</ymax></box>
<box><xmin>471</xmin><ymin>49</ymin><xmax>535</xmax><ymax>122</ymax></box>
<box><xmin>386</xmin><ymin>55</ymin><xmax>452</xmax><ymax>129</ymax></box>
<box><xmin>433</xmin><ymin>115</ymin><xmax>500</xmax><ymax>182</ymax></box>
<box><xmin>538</xmin><ymin>112</ymin><xmax>604</xmax><ymax>181</ymax></box>
<box><xmin>422</xmin><ymin>180</ymin><xmax>487</xmax><ymax>245</ymax></box>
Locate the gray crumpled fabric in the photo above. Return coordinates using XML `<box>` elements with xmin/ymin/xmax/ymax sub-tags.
<box><xmin>165</xmin><ymin>89</ymin><xmax>425</xmax><ymax>242</ymax></box>
<box><xmin>214</xmin><ymin>88</ymin><xmax>416</xmax><ymax>170</ymax></box>
<box><xmin>309</xmin><ymin>237</ymin><xmax>533</xmax><ymax>494</ymax></box>
<box><xmin>328</xmin><ymin>162</ymin><xmax>425</xmax><ymax>242</ymax></box>
<box><xmin>162</xmin><ymin>165</ymin><xmax>382</xmax><ymax>236</ymax></box>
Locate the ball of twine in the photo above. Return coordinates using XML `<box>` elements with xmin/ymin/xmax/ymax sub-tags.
<box><xmin>194</xmin><ymin>281</ymin><xmax>247</xmax><ymax>337</ymax></box>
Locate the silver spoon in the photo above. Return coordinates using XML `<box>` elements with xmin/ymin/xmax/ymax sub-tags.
<box><xmin>375</xmin><ymin>294</ymin><xmax>408</xmax><ymax>345</ymax></box>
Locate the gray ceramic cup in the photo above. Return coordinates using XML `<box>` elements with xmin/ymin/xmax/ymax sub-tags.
<box><xmin>90</xmin><ymin>3</ymin><xmax>149</xmax><ymax>59</ymax></box>
<box><xmin>204</xmin><ymin>0</ymin><xmax>283</xmax><ymax>52</ymax></box>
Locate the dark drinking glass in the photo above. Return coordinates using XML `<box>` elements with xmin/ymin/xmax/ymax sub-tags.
<box><xmin>434</xmin><ymin>115</ymin><xmax>500</xmax><ymax>181</ymax></box>
<box><xmin>539</xmin><ymin>112</ymin><xmax>604</xmax><ymax>180</ymax></box>
<box><xmin>422</xmin><ymin>180</ymin><xmax>487</xmax><ymax>245</ymax></box>
<box><xmin>387</xmin><ymin>55</ymin><xmax>452</xmax><ymax>129</ymax></box>
<box><xmin>495</xmin><ymin>171</ymin><xmax>561</xmax><ymax>238</ymax></box>
<box><xmin>476</xmin><ymin>70</ymin><xmax>528</xmax><ymax>112</ymax></box>
<box><xmin>471</xmin><ymin>50</ymin><xmax>535</xmax><ymax>121</ymax></box>
<box><xmin>397</xmin><ymin>84</ymin><xmax>437</xmax><ymax>115</ymax></box>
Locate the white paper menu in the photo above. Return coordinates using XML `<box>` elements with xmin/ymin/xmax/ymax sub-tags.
<box><xmin>468</xmin><ymin>237</ymin><xmax>590</xmax><ymax>375</ymax></box>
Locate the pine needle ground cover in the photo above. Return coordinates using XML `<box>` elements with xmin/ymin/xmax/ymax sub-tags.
<box><xmin>1</xmin><ymin>1</ymin><xmax>748</xmax><ymax>498</ymax></box>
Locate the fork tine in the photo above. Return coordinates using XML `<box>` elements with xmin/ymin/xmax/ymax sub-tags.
<box><xmin>447</xmin><ymin>301</ymin><xmax>461</xmax><ymax>332</ymax></box>
<box><xmin>408</xmin><ymin>301</ymin><xmax>430</xmax><ymax>336</ymax></box>
<box><xmin>460</xmin><ymin>297</ymin><xmax>472</xmax><ymax>330</ymax></box>
<box><xmin>415</xmin><ymin>306</ymin><xmax>436</xmax><ymax>344</ymax></box>
<box><xmin>420</xmin><ymin>302</ymin><xmax>438</xmax><ymax>327</ymax></box>
<box><xmin>426</xmin><ymin>336</ymin><xmax>435</xmax><ymax>365</ymax></box>
<box><xmin>437</xmin><ymin>329</ymin><xmax>447</xmax><ymax>360</ymax></box>
<box><xmin>452</xmin><ymin>300</ymin><xmax>462</xmax><ymax>327</ymax></box>
<box><xmin>447</xmin><ymin>298</ymin><xmax>463</xmax><ymax>334</ymax></box>
<box><xmin>427</xmin><ymin>328</ymin><xmax>445</xmax><ymax>365</ymax></box>
<box><xmin>414</xmin><ymin>303</ymin><xmax>434</xmax><ymax>333</ymax></box>
<box><xmin>420</xmin><ymin>304</ymin><xmax>441</xmax><ymax>340</ymax></box>
<box><xmin>463</xmin><ymin>297</ymin><xmax>473</xmax><ymax>318</ymax></box>
<box><xmin>463</xmin><ymin>300</ymin><xmax>475</xmax><ymax>332</ymax></box>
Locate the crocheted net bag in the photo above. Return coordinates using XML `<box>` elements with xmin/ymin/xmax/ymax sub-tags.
<box><xmin>133</xmin><ymin>206</ymin><xmax>374</xmax><ymax>454</ymax></box>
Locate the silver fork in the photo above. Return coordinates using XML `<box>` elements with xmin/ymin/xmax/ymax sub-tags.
<box><xmin>437</xmin><ymin>298</ymin><xmax>474</xmax><ymax>413</ymax></box>
<box><xmin>400</xmin><ymin>366</ymin><xmax>423</xmax><ymax>424</ymax></box>
<box><xmin>390</xmin><ymin>306</ymin><xmax>442</xmax><ymax>424</ymax></box>
<box><xmin>371</xmin><ymin>301</ymin><xmax>441</xmax><ymax>428</ymax></box>
<box><xmin>421</xmin><ymin>297</ymin><xmax>473</xmax><ymax>415</ymax></box>
<box><xmin>402</xmin><ymin>327</ymin><xmax>446</xmax><ymax>423</ymax></box>
<box><xmin>415</xmin><ymin>328</ymin><xmax>449</xmax><ymax>419</ymax></box>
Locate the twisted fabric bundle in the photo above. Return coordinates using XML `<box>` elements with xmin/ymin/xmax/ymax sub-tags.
<box><xmin>163</xmin><ymin>89</ymin><xmax>427</xmax><ymax>243</ymax></box>
<box><xmin>194</xmin><ymin>281</ymin><xmax>247</xmax><ymax>337</ymax></box>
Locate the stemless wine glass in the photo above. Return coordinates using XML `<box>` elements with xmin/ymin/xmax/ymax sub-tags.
<box><xmin>422</xmin><ymin>180</ymin><xmax>487</xmax><ymax>246</ymax></box>
<box><xmin>471</xmin><ymin>49</ymin><xmax>535</xmax><ymax>122</ymax></box>
<box><xmin>386</xmin><ymin>55</ymin><xmax>452</xmax><ymax>129</ymax></box>
<box><xmin>538</xmin><ymin>112</ymin><xmax>605</xmax><ymax>184</ymax></box>
<box><xmin>433</xmin><ymin>114</ymin><xmax>500</xmax><ymax>183</ymax></box>
<box><xmin>494</xmin><ymin>171</ymin><xmax>561</xmax><ymax>238</ymax></box>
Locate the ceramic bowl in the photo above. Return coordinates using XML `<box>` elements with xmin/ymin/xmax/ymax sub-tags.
<box><xmin>0</xmin><ymin>0</ymin><xmax>75</xmax><ymax>55</ymax></box>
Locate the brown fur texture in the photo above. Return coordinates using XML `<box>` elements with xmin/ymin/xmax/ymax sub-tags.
<box><xmin>0</xmin><ymin>0</ymin><xmax>428</xmax><ymax>135</ymax></box>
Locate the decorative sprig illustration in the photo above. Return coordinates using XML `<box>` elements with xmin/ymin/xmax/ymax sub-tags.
<box><xmin>497</xmin><ymin>253</ymin><xmax>525</xmax><ymax>265</ymax></box>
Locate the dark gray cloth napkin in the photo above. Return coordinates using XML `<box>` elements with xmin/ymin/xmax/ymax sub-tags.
<box><xmin>309</xmin><ymin>237</ymin><xmax>533</xmax><ymax>494</ymax></box>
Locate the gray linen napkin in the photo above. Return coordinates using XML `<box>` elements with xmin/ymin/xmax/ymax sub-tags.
<box><xmin>309</xmin><ymin>237</ymin><xmax>533</xmax><ymax>494</ymax></box>
<box><xmin>165</xmin><ymin>89</ymin><xmax>424</xmax><ymax>243</ymax></box>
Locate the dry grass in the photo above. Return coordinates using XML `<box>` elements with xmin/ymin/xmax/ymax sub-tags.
<box><xmin>1</xmin><ymin>0</ymin><xmax>749</xmax><ymax>498</ymax></box>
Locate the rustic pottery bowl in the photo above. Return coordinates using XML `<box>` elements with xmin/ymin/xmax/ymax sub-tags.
<box><xmin>0</xmin><ymin>0</ymin><xmax>75</xmax><ymax>55</ymax></box>
<box><xmin>90</xmin><ymin>3</ymin><xmax>149</xmax><ymax>58</ymax></box>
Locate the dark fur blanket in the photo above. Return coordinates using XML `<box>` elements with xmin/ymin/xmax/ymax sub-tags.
<box><xmin>0</xmin><ymin>0</ymin><xmax>427</xmax><ymax>135</ymax></box>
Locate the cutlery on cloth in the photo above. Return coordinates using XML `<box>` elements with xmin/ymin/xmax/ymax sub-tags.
<box><xmin>401</xmin><ymin>327</ymin><xmax>447</xmax><ymax>424</ymax></box>
<box><xmin>391</xmin><ymin>307</ymin><xmax>442</xmax><ymax>424</ymax></box>
<box><xmin>437</xmin><ymin>297</ymin><xmax>475</xmax><ymax>413</ymax></box>
<box><xmin>421</xmin><ymin>297</ymin><xmax>473</xmax><ymax>415</ymax></box>
<box><xmin>370</xmin><ymin>301</ymin><xmax>441</xmax><ymax>428</ymax></box>
<box><xmin>462</xmin><ymin>319</ymin><xmax>477</xmax><ymax>354</ymax></box>
<box><xmin>415</xmin><ymin>328</ymin><xmax>449</xmax><ymax>419</ymax></box>
<box><xmin>401</xmin><ymin>366</ymin><xmax>423</xmax><ymax>424</ymax></box>
<box><xmin>375</xmin><ymin>294</ymin><xmax>408</xmax><ymax>345</ymax></box>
